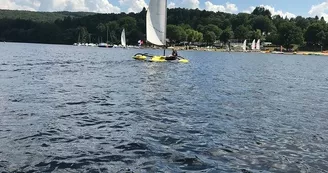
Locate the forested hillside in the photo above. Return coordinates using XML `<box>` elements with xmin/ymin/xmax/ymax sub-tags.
<box><xmin>0</xmin><ymin>7</ymin><xmax>327</xmax><ymax>51</ymax></box>
<box><xmin>0</xmin><ymin>9</ymin><xmax>93</xmax><ymax>22</ymax></box>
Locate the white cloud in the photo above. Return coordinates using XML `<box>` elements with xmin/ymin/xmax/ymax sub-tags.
<box><xmin>243</xmin><ymin>5</ymin><xmax>296</xmax><ymax>18</ymax></box>
<box><xmin>204</xmin><ymin>1</ymin><xmax>238</xmax><ymax>13</ymax></box>
<box><xmin>181</xmin><ymin>0</ymin><xmax>200</xmax><ymax>9</ymax></box>
<box><xmin>168</xmin><ymin>2</ymin><xmax>176</xmax><ymax>9</ymax></box>
<box><xmin>0</xmin><ymin>0</ymin><xmax>40</xmax><ymax>11</ymax></box>
<box><xmin>0</xmin><ymin>0</ymin><xmax>299</xmax><ymax>19</ymax></box>
<box><xmin>243</xmin><ymin>6</ymin><xmax>256</xmax><ymax>14</ymax></box>
<box><xmin>84</xmin><ymin>0</ymin><xmax>121</xmax><ymax>13</ymax></box>
<box><xmin>309</xmin><ymin>2</ymin><xmax>328</xmax><ymax>21</ymax></box>
<box><xmin>119</xmin><ymin>0</ymin><xmax>147</xmax><ymax>13</ymax></box>
<box><xmin>0</xmin><ymin>0</ymin><xmax>120</xmax><ymax>13</ymax></box>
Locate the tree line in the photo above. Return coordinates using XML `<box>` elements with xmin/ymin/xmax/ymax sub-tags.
<box><xmin>0</xmin><ymin>7</ymin><xmax>327</xmax><ymax>51</ymax></box>
<box><xmin>0</xmin><ymin>9</ymin><xmax>93</xmax><ymax>22</ymax></box>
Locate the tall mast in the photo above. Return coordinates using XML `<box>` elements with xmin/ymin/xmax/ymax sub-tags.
<box><xmin>107</xmin><ymin>27</ymin><xmax>109</xmax><ymax>44</ymax></box>
<box><xmin>163</xmin><ymin>0</ymin><xmax>167</xmax><ymax>56</ymax></box>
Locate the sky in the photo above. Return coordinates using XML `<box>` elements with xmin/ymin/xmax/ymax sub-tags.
<box><xmin>1</xmin><ymin>0</ymin><xmax>328</xmax><ymax>20</ymax></box>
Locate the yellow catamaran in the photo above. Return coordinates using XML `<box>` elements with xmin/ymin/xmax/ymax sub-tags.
<box><xmin>133</xmin><ymin>0</ymin><xmax>189</xmax><ymax>63</ymax></box>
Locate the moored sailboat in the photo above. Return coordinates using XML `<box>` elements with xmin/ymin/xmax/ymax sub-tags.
<box><xmin>242</xmin><ymin>40</ymin><xmax>247</xmax><ymax>52</ymax></box>
<box><xmin>256</xmin><ymin>39</ymin><xmax>261</xmax><ymax>51</ymax></box>
<box><xmin>251</xmin><ymin>39</ymin><xmax>256</xmax><ymax>51</ymax></box>
<box><xmin>98</xmin><ymin>26</ymin><xmax>113</xmax><ymax>48</ymax></box>
<box><xmin>121</xmin><ymin>28</ymin><xmax>127</xmax><ymax>48</ymax></box>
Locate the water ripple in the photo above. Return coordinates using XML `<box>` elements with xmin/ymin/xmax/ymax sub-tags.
<box><xmin>0</xmin><ymin>43</ymin><xmax>328</xmax><ymax>172</ymax></box>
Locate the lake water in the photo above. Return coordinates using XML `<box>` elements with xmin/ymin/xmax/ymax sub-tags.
<box><xmin>0</xmin><ymin>42</ymin><xmax>328</xmax><ymax>173</ymax></box>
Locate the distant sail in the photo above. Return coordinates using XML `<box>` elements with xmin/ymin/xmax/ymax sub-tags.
<box><xmin>121</xmin><ymin>28</ymin><xmax>126</xmax><ymax>47</ymax></box>
<box><xmin>146</xmin><ymin>0</ymin><xmax>167</xmax><ymax>46</ymax></box>
<box><xmin>256</xmin><ymin>39</ymin><xmax>260</xmax><ymax>50</ymax></box>
<box><xmin>251</xmin><ymin>39</ymin><xmax>256</xmax><ymax>50</ymax></box>
<box><xmin>242</xmin><ymin>40</ymin><xmax>247</xmax><ymax>51</ymax></box>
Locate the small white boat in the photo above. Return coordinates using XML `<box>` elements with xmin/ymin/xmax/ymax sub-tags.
<box><xmin>121</xmin><ymin>28</ymin><xmax>127</xmax><ymax>48</ymax></box>
<box><xmin>256</xmin><ymin>39</ymin><xmax>261</xmax><ymax>51</ymax></box>
<box><xmin>251</xmin><ymin>39</ymin><xmax>255</xmax><ymax>50</ymax></box>
<box><xmin>98</xmin><ymin>43</ymin><xmax>113</xmax><ymax>48</ymax></box>
<box><xmin>272</xmin><ymin>51</ymin><xmax>284</xmax><ymax>54</ymax></box>
<box><xmin>242</xmin><ymin>40</ymin><xmax>247</xmax><ymax>52</ymax></box>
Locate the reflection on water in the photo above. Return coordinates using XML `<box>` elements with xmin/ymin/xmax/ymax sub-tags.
<box><xmin>0</xmin><ymin>42</ymin><xmax>328</xmax><ymax>172</ymax></box>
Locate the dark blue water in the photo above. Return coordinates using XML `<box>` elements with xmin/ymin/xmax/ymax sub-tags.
<box><xmin>1</xmin><ymin>42</ymin><xmax>328</xmax><ymax>173</ymax></box>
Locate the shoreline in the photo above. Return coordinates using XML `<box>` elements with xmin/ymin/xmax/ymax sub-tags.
<box><xmin>3</xmin><ymin>42</ymin><xmax>328</xmax><ymax>56</ymax></box>
<box><xmin>168</xmin><ymin>46</ymin><xmax>328</xmax><ymax>56</ymax></box>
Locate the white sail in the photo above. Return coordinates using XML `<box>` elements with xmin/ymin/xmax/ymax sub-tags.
<box><xmin>256</xmin><ymin>39</ymin><xmax>260</xmax><ymax>50</ymax></box>
<box><xmin>242</xmin><ymin>40</ymin><xmax>247</xmax><ymax>51</ymax></box>
<box><xmin>251</xmin><ymin>39</ymin><xmax>256</xmax><ymax>50</ymax></box>
<box><xmin>121</xmin><ymin>28</ymin><xmax>126</xmax><ymax>47</ymax></box>
<box><xmin>146</xmin><ymin>0</ymin><xmax>167</xmax><ymax>46</ymax></box>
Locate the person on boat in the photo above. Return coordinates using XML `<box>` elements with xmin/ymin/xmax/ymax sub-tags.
<box><xmin>166</xmin><ymin>49</ymin><xmax>179</xmax><ymax>60</ymax></box>
<box><xmin>172</xmin><ymin>49</ymin><xmax>178</xmax><ymax>57</ymax></box>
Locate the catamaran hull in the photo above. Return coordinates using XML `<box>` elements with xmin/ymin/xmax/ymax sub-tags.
<box><xmin>132</xmin><ymin>54</ymin><xmax>189</xmax><ymax>63</ymax></box>
<box><xmin>133</xmin><ymin>55</ymin><xmax>147</xmax><ymax>60</ymax></box>
<box><xmin>149</xmin><ymin>56</ymin><xmax>189</xmax><ymax>63</ymax></box>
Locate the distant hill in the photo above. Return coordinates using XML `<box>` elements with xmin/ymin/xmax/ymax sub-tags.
<box><xmin>0</xmin><ymin>7</ymin><xmax>326</xmax><ymax>51</ymax></box>
<box><xmin>0</xmin><ymin>9</ymin><xmax>94</xmax><ymax>22</ymax></box>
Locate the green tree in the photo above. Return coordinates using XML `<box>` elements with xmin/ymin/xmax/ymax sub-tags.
<box><xmin>219</xmin><ymin>19</ymin><xmax>232</xmax><ymax>30</ymax></box>
<box><xmin>316</xmin><ymin>31</ymin><xmax>326</xmax><ymax>46</ymax></box>
<box><xmin>76</xmin><ymin>26</ymin><xmax>89</xmax><ymax>43</ymax></box>
<box><xmin>96</xmin><ymin>23</ymin><xmax>106</xmax><ymax>42</ymax></box>
<box><xmin>106</xmin><ymin>21</ymin><xmax>119</xmax><ymax>43</ymax></box>
<box><xmin>250</xmin><ymin>29</ymin><xmax>262</xmax><ymax>40</ymax></box>
<box><xmin>196</xmin><ymin>32</ymin><xmax>203</xmax><ymax>42</ymax></box>
<box><xmin>252</xmin><ymin>15</ymin><xmax>274</xmax><ymax>33</ymax></box>
<box><xmin>320</xmin><ymin>17</ymin><xmax>325</xmax><ymax>22</ymax></box>
<box><xmin>277</xmin><ymin>22</ymin><xmax>303</xmax><ymax>49</ymax></box>
<box><xmin>118</xmin><ymin>16</ymin><xmax>137</xmax><ymax>31</ymax></box>
<box><xmin>234</xmin><ymin>25</ymin><xmax>250</xmax><ymax>39</ymax></box>
<box><xmin>220</xmin><ymin>28</ymin><xmax>233</xmax><ymax>43</ymax></box>
<box><xmin>204</xmin><ymin>24</ymin><xmax>222</xmax><ymax>39</ymax></box>
<box><xmin>167</xmin><ymin>25</ymin><xmax>186</xmax><ymax>43</ymax></box>
<box><xmin>294</xmin><ymin>16</ymin><xmax>310</xmax><ymax>31</ymax></box>
<box><xmin>186</xmin><ymin>29</ymin><xmax>197</xmax><ymax>42</ymax></box>
<box><xmin>231</xmin><ymin>13</ymin><xmax>250</xmax><ymax>30</ymax></box>
<box><xmin>180</xmin><ymin>29</ymin><xmax>187</xmax><ymax>42</ymax></box>
<box><xmin>196</xmin><ymin>24</ymin><xmax>205</xmax><ymax>33</ymax></box>
<box><xmin>186</xmin><ymin>29</ymin><xmax>203</xmax><ymax>43</ymax></box>
<box><xmin>252</xmin><ymin>7</ymin><xmax>272</xmax><ymax>18</ymax></box>
<box><xmin>304</xmin><ymin>22</ymin><xmax>326</xmax><ymax>44</ymax></box>
<box><xmin>179</xmin><ymin>24</ymin><xmax>192</xmax><ymax>30</ymax></box>
<box><xmin>128</xmin><ymin>29</ymin><xmax>144</xmax><ymax>45</ymax></box>
<box><xmin>204</xmin><ymin>31</ymin><xmax>216</xmax><ymax>45</ymax></box>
